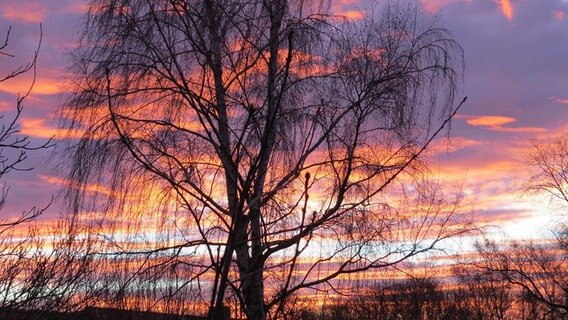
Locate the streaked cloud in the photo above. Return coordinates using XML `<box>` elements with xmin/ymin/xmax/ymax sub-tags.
<box><xmin>1</xmin><ymin>2</ymin><xmax>47</xmax><ymax>23</ymax></box>
<box><xmin>428</xmin><ymin>136</ymin><xmax>482</xmax><ymax>155</ymax></box>
<box><xmin>551</xmin><ymin>97</ymin><xmax>568</xmax><ymax>104</ymax></box>
<box><xmin>472</xmin><ymin>208</ymin><xmax>533</xmax><ymax>226</ymax></box>
<box><xmin>464</xmin><ymin>115</ymin><xmax>516</xmax><ymax>127</ymax></box>
<box><xmin>0</xmin><ymin>75</ymin><xmax>62</xmax><ymax>96</ymax></box>
<box><xmin>0</xmin><ymin>101</ymin><xmax>10</xmax><ymax>112</ymax></box>
<box><xmin>21</xmin><ymin>118</ymin><xmax>83</xmax><ymax>139</ymax></box>
<box><xmin>458</xmin><ymin>114</ymin><xmax>547</xmax><ymax>133</ymax></box>
<box><xmin>41</xmin><ymin>175</ymin><xmax>113</xmax><ymax>197</ymax></box>
<box><xmin>489</xmin><ymin>126</ymin><xmax>547</xmax><ymax>133</ymax></box>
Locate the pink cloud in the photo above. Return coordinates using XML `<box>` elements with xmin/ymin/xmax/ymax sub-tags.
<box><xmin>553</xmin><ymin>10</ymin><xmax>566</xmax><ymax>21</ymax></box>
<box><xmin>329</xmin><ymin>0</ymin><xmax>365</xmax><ymax>19</ymax></box>
<box><xmin>522</xmin><ymin>124</ymin><xmax>568</xmax><ymax>143</ymax></box>
<box><xmin>1</xmin><ymin>2</ymin><xmax>47</xmax><ymax>23</ymax></box>
<box><xmin>62</xmin><ymin>3</ymin><xmax>90</xmax><ymax>15</ymax></box>
<box><xmin>429</xmin><ymin>136</ymin><xmax>482</xmax><ymax>154</ymax></box>
<box><xmin>0</xmin><ymin>101</ymin><xmax>11</xmax><ymax>112</ymax></box>
<box><xmin>332</xmin><ymin>0</ymin><xmax>362</xmax><ymax>5</ymax></box>
<box><xmin>551</xmin><ymin>97</ymin><xmax>568</xmax><ymax>104</ymax></box>
<box><xmin>420</xmin><ymin>0</ymin><xmax>458</xmax><ymax>14</ymax></box>
<box><xmin>41</xmin><ymin>175</ymin><xmax>113</xmax><ymax>196</ymax></box>
<box><xmin>488</xmin><ymin>126</ymin><xmax>547</xmax><ymax>133</ymax></box>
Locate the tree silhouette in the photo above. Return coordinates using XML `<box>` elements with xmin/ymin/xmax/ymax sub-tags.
<box><xmin>470</xmin><ymin>136</ymin><xmax>568</xmax><ymax>319</ymax></box>
<box><xmin>474</xmin><ymin>239</ymin><xmax>567</xmax><ymax>319</ymax></box>
<box><xmin>0</xmin><ymin>25</ymin><xmax>94</xmax><ymax>317</ymax></box>
<box><xmin>0</xmin><ymin>25</ymin><xmax>53</xmax><ymax>229</ymax></box>
<box><xmin>63</xmin><ymin>1</ymin><xmax>465</xmax><ymax>319</ymax></box>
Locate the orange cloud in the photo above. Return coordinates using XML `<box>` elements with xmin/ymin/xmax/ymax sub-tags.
<box><xmin>340</xmin><ymin>10</ymin><xmax>364</xmax><ymax>20</ymax></box>
<box><xmin>465</xmin><ymin>115</ymin><xmax>516</xmax><ymax>127</ymax></box>
<box><xmin>496</xmin><ymin>0</ymin><xmax>514</xmax><ymax>20</ymax></box>
<box><xmin>459</xmin><ymin>115</ymin><xmax>546</xmax><ymax>133</ymax></box>
<box><xmin>329</xmin><ymin>0</ymin><xmax>364</xmax><ymax>20</ymax></box>
<box><xmin>21</xmin><ymin>118</ymin><xmax>83</xmax><ymax>139</ymax></box>
<box><xmin>1</xmin><ymin>2</ymin><xmax>47</xmax><ymax>23</ymax></box>
<box><xmin>0</xmin><ymin>75</ymin><xmax>62</xmax><ymax>96</ymax></box>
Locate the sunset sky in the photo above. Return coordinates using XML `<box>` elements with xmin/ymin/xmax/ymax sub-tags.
<box><xmin>0</xmin><ymin>0</ymin><xmax>567</xmax><ymax>245</ymax></box>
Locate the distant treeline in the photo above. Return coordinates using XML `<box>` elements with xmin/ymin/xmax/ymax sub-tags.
<box><xmin>289</xmin><ymin>262</ymin><xmax>567</xmax><ymax>320</ymax></box>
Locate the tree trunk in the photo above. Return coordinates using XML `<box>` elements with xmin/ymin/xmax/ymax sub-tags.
<box><xmin>235</xmin><ymin>211</ymin><xmax>266</xmax><ymax>320</ymax></box>
<box><xmin>242</xmin><ymin>263</ymin><xmax>266</xmax><ymax>320</ymax></box>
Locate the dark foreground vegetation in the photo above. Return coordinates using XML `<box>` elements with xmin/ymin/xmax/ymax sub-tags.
<box><xmin>0</xmin><ymin>306</ymin><xmax>210</xmax><ymax>320</ymax></box>
<box><xmin>0</xmin><ymin>255</ymin><xmax>566</xmax><ymax>320</ymax></box>
<box><xmin>292</xmin><ymin>266</ymin><xmax>567</xmax><ymax>320</ymax></box>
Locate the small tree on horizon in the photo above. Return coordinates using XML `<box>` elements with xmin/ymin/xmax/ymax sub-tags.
<box><xmin>472</xmin><ymin>135</ymin><xmax>568</xmax><ymax>318</ymax></box>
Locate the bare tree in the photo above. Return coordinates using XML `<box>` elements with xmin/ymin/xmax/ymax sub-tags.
<box><xmin>526</xmin><ymin>135</ymin><xmax>568</xmax><ymax>249</ymax></box>
<box><xmin>0</xmin><ymin>25</ymin><xmax>96</xmax><ymax>317</ymax></box>
<box><xmin>344</xmin><ymin>277</ymin><xmax>446</xmax><ymax>320</ymax></box>
<box><xmin>291</xmin><ymin>275</ymin><xmax>476</xmax><ymax>320</ymax></box>
<box><xmin>0</xmin><ymin>221</ymin><xmax>98</xmax><ymax>318</ymax></box>
<box><xmin>450</xmin><ymin>135</ymin><xmax>568</xmax><ymax>320</ymax></box>
<box><xmin>0</xmin><ymin>25</ymin><xmax>53</xmax><ymax>230</ymax></box>
<box><xmin>62</xmin><ymin>1</ymin><xmax>465</xmax><ymax>319</ymax></box>
<box><xmin>483</xmin><ymin>135</ymin><xmax>568</xmax><ymax>317</ymax></box>
<box><xmin>474</xmin><ymin>239</ymin><xmax>567</xmax><ymax>319</ymax></box>
<box><xmin>525</xmin><ymin>136</ymin><xmax>568</xmax><ymax>205</ymax></box>
<box><xmin>452</xmin><ymin>264</ymin><xmax>513</xmax><ymax>320</ymax></box>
